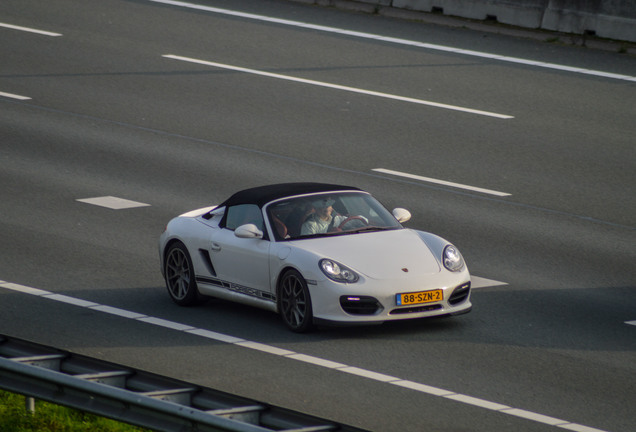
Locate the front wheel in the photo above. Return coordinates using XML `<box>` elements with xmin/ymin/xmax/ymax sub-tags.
<box><xmin>278</xmin><ymin>270</ymin><xmax>313</xmax><ymax>332</ymax></box>
<box><xmin>164</xmin><ymin>242</ymin><xmax>201</xmax><ymax>306</ymax></box>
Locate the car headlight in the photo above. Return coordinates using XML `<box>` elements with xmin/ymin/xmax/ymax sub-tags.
<box><xmin>443</xmin><ymin>245</ymin><xmax>465</xmax><ymax>272</ymax></box>
<box><xmin>320</xmin><ymin>259</ymin><xmax>359</xmax><ymax>283</ymax></box>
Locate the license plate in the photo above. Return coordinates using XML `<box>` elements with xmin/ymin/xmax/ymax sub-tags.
<box><xmin>396</xmin><ymin>289</ymin><xmax>443</xmax><ymax>306</ymax></box>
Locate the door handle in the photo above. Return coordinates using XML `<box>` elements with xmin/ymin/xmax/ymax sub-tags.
<box><xmin>210</xmin><ymin>242</ymin><xmax>222</xmax><ymax>252</ymax></box>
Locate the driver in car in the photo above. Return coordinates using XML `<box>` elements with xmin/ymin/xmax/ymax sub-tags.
<box><xmin>300</xmin><ymin>198</ymin><xmax>347</xmax><ymax>235</ymax></box>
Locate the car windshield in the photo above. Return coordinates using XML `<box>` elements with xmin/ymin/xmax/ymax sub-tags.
<box><xmin>266</xmin><ymin>191</ymin><xmax>402</xmax><ymax>241</ymax></box>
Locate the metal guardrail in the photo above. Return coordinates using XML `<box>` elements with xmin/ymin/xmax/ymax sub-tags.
<box><xmin>0</xmin><ymin>334</ymin><xmax>367</xmax><ymax>432</ymax></box>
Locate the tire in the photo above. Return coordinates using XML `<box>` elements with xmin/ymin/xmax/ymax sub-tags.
<box><xmin>164</xmin><ymin>241</ymin><xmax>201</xmax><ymax>306</ymax></box>
<box><xmin>278</xmin><ymin>269</ymin><xmax>313</xmax><ymax>333</ymax></box>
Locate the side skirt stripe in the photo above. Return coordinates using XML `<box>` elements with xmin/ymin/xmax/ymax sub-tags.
<box><xmin>196</xmin><ymin>276</ymin><xmax>276</xmax><ymax>302</ymax></box>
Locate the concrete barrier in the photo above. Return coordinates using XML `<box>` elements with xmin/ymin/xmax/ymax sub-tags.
<box><xmin>309</xmin><ymin>0</ymin><xmax>636</xmax><ymax>43</ymax></box>
<box><xmin>542</xmin><ymin>0</ymin><xmax>636</xmax><ymax>42</ymax></box>
<box><xmin>393</xmin><ymin>0</ymin><xmax>548</xmax><ymax>29</ymax></box>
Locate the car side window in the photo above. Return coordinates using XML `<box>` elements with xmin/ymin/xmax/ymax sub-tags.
<box><xmin>225</xmin><ymin>204</ymin><xmax>264</xmax><ymax>231</ymax></box>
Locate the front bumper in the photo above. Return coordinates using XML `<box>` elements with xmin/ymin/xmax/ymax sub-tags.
<box><xmin>308</xmin><ymin>271</ymin><xmax>472</xmax><ymax>324</ymax></box>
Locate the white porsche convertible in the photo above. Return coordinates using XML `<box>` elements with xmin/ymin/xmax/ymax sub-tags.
<box><xmin>159</xmin><ymin>183</ymin><xmax>471</xmax><ymax>332</ymax></box>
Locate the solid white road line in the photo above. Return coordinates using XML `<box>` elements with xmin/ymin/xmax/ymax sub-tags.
<box><xmin>625</xmin><ymin>321</ymin><xmax>636</xmax><ymax>326</ymax></box>
<box><xmin>44</xmin><ymin>294</ymin><xmax>98</xmax><ymax>308</ymax></box>
<box><xmin>162</xmin><ymin>54</ymin><xmax>514</xmax><ymax>119</ymax></box>
<box><xmin>235</xmin><ymin>341</ymin><xmax>295</xmax><ymax>356</ymax></box>
<box><xmin>0</xmin><ymin>91</ymin><xmax>31</xmax><ymax>101</ymax></box>
<box><xmin>90</xmin><ymin>305</ymin><xmax>146</xmax><ymax>319</ymax></box>
<box><xmin>0</xmin><ymin>22</ymin><xmax>62</xmax><ymax>37</ymax></box>
<box><xmin>187</xmin><ymin>328</ymin><xmax>244</xmax><ymax>344</ymax></box>
<box><xmin>76</xmin><ymin>196</ymin><xmax>151</xmax><ymax>210</ymax></box>
<box><xmin>0</xmin><ymin>280</ymin><xmax>609</xmax><ymax>432</ymax></box>
<box><xmin>447</xmin><ymin>393</ymin><xmax>509</xmax><ymax>410</ymax></box>
<box><xmin>373</xmin><ymin>168</ymin><xmax>512</xmax><ymax>196</ymax></box>
<box><xmin>149</xmin><ymin>0</ymin><xmax>636</xmax><ymax>83</ymax></box>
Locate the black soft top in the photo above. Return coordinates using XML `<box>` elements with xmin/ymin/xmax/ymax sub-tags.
<box><xmin>218</xmin><ymin>183</ymin><xmax>361</xmax><ymax>208</ymax></box>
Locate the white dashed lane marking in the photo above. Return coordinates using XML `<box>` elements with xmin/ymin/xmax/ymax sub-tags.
<box><xmin>625</xmin><ymin>321</ymin><xmax>636</xmax><ymax>326</ymax></box>
<box><xmin>373</xmin><ymin>168</ymin><xmax>511</xmax><ymax>197</ymax></box>
<box><xmin>76</xmin><ymin>196</ymin><xmax>150</xmax><ymax>210</ymax></box>
<box><xmin>0</xmin><ymin>22</ymin><xmax>62</xmax><ymax>37</ymax></box>
<box><xmin>0</xmin><ymin>91</ymin><xmax>31</xmax><ymax>100</ymax></box>
<box><xmin>0</xmin><ymin>280</ymin><xmax>610</xmax><ymax>432</ymax></box>
<box><xmin>163</xmin><ymin>55</ymin><xmax>514</xmax><ymax>119</ymax></box>
<box><xmin>471</xmin><ymin>276</ymin><xmax>508</xmax><ymax>289</ymax></box>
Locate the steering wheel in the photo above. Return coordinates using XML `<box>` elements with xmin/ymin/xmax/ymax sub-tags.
<box><xmin>337</xmin><ymin>216</ymin><xmax>368</xmax><ymax>231</ymax></box>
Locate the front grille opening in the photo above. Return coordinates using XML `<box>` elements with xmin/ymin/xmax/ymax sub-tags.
<box><xmin>448</xmin><ymin>282</ymin><xmax>471</xmax><ymax>305</ymax></box>
<box><xmin>340</xmin><ymin>296</ymin><xmax>382</xmax><ymax>315</ymax></box>
<box><xmin>390</xmin><ymin>304</ymin><xmax>443</xmax><ymax>315</ymax></box>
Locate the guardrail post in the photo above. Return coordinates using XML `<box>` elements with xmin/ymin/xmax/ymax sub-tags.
<box><xmin>26</xmin><ymin>396</ymin><xmax>35</xmax><ymax>413</ymax></box>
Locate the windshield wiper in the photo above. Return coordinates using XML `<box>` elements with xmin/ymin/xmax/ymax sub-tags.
<box><xmin>348</xmin><ymin>226</ymin><xmax>393</xmax><ymax>234</ymax></box>
<box><xmin>294</xmin><ymin>226</ymin><xmax>396</xmax><ymax>239</ymax></box>
<box><xmin>296</xmin><ymin>231</ymin><xmax>344</xmax><ymax>240</ymax></box>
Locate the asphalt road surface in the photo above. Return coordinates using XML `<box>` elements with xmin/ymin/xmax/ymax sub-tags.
<box><xmin>1</xmin><ymin>1</ymin><xmax>635</xmax><ymax>431</ymax></box>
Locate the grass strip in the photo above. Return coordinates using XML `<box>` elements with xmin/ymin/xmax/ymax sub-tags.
<box><xmin>0</xmin><ymin>389</ymin><xmax>151</xmax><ymax>431</ymax></box>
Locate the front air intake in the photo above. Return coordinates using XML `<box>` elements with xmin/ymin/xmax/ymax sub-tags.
<box><xmin>340</xmin><ymin>296</ymin><xmax>382</xmax><ymax>315</ymax></box>
<box><xmin>448</xmin><ymin>282</ymin><xmax>471</xmax><ymax>305</ymax></box>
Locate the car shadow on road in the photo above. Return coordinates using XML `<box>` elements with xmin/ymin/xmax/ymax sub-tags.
<box><xmin>131</xmin><ymin>283</ymin><xmax>636</xmax><ymax>353</ymax></box>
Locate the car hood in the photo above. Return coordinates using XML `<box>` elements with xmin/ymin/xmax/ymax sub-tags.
<box><xmin>293</xmin><ymin>229</ymin><xmax>441</xmax><ymax>279</ymax></box>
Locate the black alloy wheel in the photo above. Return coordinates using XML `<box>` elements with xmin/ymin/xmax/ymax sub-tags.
<box><xmin>279</xmin><ymin>269</ymin><xmax>313</xmax><ymax>332</ymax></box>
<box><xmin>164</xmin><ymin>242</ymin><xmax>201</xmax><ymax>306</ymax></box>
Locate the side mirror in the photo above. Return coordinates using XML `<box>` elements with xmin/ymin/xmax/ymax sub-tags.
<box><xmin>234</xmin><ymin>224</ymin><xmax>264</xmax><ymax>239</ymax></box>
<box><xmin>392</xmin><ymin>208</ymin><xmax>411</xmax><ymax>223</ymax></box>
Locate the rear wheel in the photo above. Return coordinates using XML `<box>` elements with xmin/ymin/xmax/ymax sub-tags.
<box><xmin>164</xmin><ymin>242</ymin><xmax>201</xmax><ymax>306</ymax></box>
<box><xmin>278</xmin><ymin>270</ymin><xmax>313</xmax><ymax>332</ymax></box>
